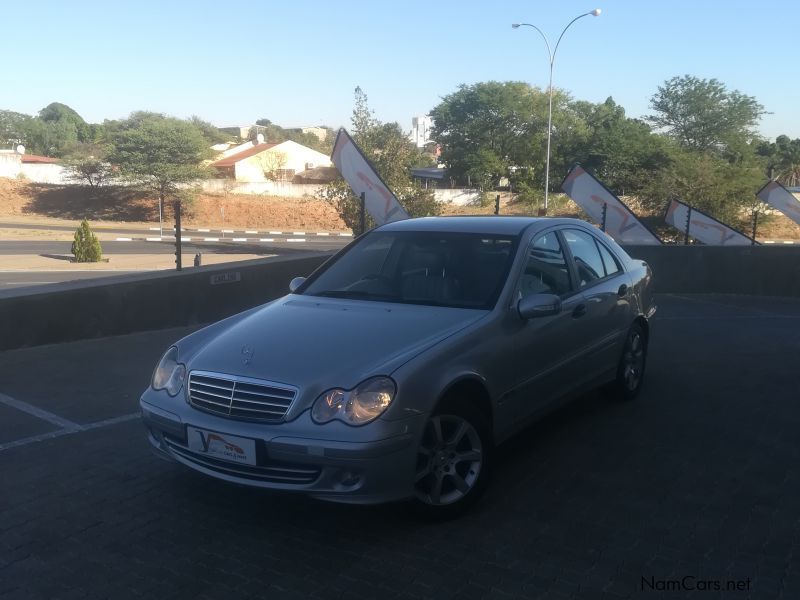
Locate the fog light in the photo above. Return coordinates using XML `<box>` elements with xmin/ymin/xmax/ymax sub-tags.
<box><xmin>335</xmin><ymin>470</ymin><xmax>362</xmax><ymax>488</ymax></box>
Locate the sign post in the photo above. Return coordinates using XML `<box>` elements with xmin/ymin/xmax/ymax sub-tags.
<box><xmin>174</xmin><ymin>200</ymin><xmax>182</xmax><ymax>271</ymax></box>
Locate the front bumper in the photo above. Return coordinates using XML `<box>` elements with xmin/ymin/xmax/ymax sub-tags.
<box><xmin>140</xmin><ymin>389</ymin><xmax>426</xmax><ymax>504</ymax></box>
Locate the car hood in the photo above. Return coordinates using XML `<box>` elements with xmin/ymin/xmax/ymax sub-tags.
<box><xmin>182</xmin><ymin>295</ymin><xmax>486</xmax><ymax>393</ymax></box>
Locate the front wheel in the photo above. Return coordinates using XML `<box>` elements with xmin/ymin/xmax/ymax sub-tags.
<box><xmin>412</xmin><ymin>401</ymin><xmax>492</xmax><ymax>518</ymax></box>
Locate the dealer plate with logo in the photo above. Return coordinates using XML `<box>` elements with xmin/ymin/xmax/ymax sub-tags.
<box><xmin>187</xmin><ymin>427</ymin><xmax>257</xmax><ymax>466</ymax></box>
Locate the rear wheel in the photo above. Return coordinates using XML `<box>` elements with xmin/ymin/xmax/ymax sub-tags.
<box><xmin>412</xmin><ymin>400</ymin><xmax>492</xmax><ymax>518</ymax></box>
<box><xmin>611</xmin><ymin>322</ymin><xmax>647</xmax><ymax>401</ymax></box>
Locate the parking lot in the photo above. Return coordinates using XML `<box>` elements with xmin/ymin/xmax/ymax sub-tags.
<box><xmin>1</xmin><ymin>293</ymin><xmax>799</xmax><ymax>599</ymax></box>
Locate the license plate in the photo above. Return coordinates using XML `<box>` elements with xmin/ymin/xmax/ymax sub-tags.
<box><xmin>187</xmin><ymin>427</ymin><xmax>256</xmax><ymax>466</ymax></box>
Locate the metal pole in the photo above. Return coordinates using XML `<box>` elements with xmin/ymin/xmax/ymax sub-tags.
<box><xmin>159</xmin><ymin>196</ymin><xmax>163</xmax><ymax>238</ymax></box>
<box><xmin>601</xmin><ymin>202</ymin><xmax>607</xmax><ymax>232</ymax></box>
<box><xmin>174</xmin><ymin>200</ymin><xmax>182</xmax><ymax>271</ymax></box>
<box><xmin>751</xmin><ymin>210</ymin><xmax>759</xmax><ymax>245</ymax></box>
<box><xmin>684</xmin><ymin>206</ymin><xmax>692</xmax><ymax>245</ymax></box>
<box><xmin>359</xmin><ymin>192</ymin><xmax>366</xmax><ymax>236</ymax></box>
<box><xmin>544</xmin><ymin>63</ymin><xmax>554</xmax><ymax>213</ymax></box>
<box><xmin>495</xmin><ymin>194</ymin><xmax>500</xmax><ymax>215</ymax></box>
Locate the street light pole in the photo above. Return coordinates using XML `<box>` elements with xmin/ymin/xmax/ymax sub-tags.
<box><xmin>513</xmin><ymin>9</ymin><xmax>601</xmax><ymax>213</ymax></box>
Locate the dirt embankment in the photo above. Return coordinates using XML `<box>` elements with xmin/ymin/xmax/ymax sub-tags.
<box><xmin>1</xmin><ymin>178</ymin><xmax>799</xmax><ymax>240</ymax></box>
<box><xmin>0</xmin><ymin>179</ymin><xmax>347</xmax><ymax>231</ymax></box>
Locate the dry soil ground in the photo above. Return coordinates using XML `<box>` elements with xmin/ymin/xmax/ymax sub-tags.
<box><xmin>1</xmin><ymin>178</ymin><xmax>799</xmax><ymax>241</ymax></box>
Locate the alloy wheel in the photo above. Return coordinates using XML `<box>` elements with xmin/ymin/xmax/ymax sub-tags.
<box><xmin>414</xmin><ymin>414</ymin><xmax>483</xmax><ymax>506</ymax></box>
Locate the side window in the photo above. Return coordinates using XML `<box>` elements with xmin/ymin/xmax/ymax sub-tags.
<box><xmin>596</xmin><ymin>241</ymin><xmax>621</xmax><ymax>277</ymax></box>
<box><xmin>563</xmin><ymin>229</ymin><xmax>605</xmax><ymax>288</ymax></box>
<box><xmin>517</xmin><ymin>232</ymin><xmax>572</xmax><ymax>299</ymax></box>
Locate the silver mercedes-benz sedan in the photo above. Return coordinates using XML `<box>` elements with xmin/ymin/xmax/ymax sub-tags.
<box><xmin>140</xmin><ymin>216</ymin><xmax>655</xmax><ymax>516</ymax></box>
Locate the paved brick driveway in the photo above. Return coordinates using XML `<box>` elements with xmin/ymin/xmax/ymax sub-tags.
<box><xmin>1</xmin><ymin>294</ymin><xmax>799</xmax><ymax>599</ymax></box>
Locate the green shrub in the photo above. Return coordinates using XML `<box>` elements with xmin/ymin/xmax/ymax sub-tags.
<box><xmin>71</xmin><ymin>219</ymin><xmax>103</xmax><ymax>262</ymax></box>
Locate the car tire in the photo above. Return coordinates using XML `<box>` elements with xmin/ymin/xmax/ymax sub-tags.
<box><xmin>610</xmin><ymin>322</ymin><xmax>648</xmax><ymax>401</ymax></box>
<box><xmin>411</xmin><ymin>398</ymin><xmax>493</xmax><ymax>519</ymax></box>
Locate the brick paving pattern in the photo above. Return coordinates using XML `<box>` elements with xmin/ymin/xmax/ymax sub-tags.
<box><xmin>1</xmin><ymin>294</ymin><xmax>798</xmax><ymax>599</ymax></box>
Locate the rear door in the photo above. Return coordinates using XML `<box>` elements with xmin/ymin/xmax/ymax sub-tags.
<box><xmin>560</xmin><ymin>228</ymin><xmax>631</xmax><ymax>380</ymax></box>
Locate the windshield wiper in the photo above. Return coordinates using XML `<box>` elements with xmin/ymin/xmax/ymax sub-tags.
<box><xmin>312</xmin><ymin>290</ymin><xmax>396</xmax><ymax>300</ymax></box>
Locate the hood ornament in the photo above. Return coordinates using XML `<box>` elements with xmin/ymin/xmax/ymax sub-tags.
<box><xmin>241</xmin><ymin>345</ymin><xmax>255</xmax><ymax>365</ymax></box>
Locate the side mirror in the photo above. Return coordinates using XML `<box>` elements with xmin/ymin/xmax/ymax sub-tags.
<box><xmin>517</xmin><ymin>293</ymin><xmax>562</xmax><ymax>320</ymax></box>
<box><xmin>289</xmin><ymin>276</ymin><xmax>306</xmax><ymax>293</ymax></box>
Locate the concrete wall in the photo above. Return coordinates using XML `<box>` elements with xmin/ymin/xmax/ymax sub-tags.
<box><xmin>20</xmin><ymin>163</ymin><xmax>69</xmax><ymax>184</ymax></box>
<box><xmin>3</xmin><ymin>246</ymin><xmax>799</xmax><ymax>351</ymax></box>
<box><xmin>623</xmin><ymin>245</ymin><xmax>800</xmax><ymax>297</ymax></box>
<box><xmin>434</xmin><ymin>189</ymin><xmax>481</xmax><ymax>205</ymax></box>
<box><xmin>199</xmin><ymin>179</ymin><xmax>326</xmax><ymax>197</ymax></box>
<box><xmin>0</xmin><ymin>253</ymin><xmax>331</xmax><ymax>351</ymax></box>
<box><xmin>0</xmin><ymin>152</ymin><xmax>22</xmax><ymax>178</ymax></box>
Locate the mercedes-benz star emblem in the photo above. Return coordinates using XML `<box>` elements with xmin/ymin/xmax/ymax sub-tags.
<box><xmin>241</xmin><ymin>346</ymin><xmax>255</xmax><ymax>365</ymax></box>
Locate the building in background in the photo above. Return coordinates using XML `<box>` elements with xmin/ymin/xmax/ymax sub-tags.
<box><xmin>210</xmin><ymin>140</ymin><xmax>332</xmax><ymax>183</ymax></box>
<box><xmin>409</xmin><ymin>115</ymin><xmax>433</xmax><ymax>148</ymax></box>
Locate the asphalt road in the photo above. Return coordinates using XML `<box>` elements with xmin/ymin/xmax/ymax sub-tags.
<box><xmin>1</xmin><ymin>293</ymin><xmax>799</xmax><ymax>599</ymax></box>
<box><xmin>0</xmin><ymin>238</ymin><xmax>349</xmax><ymax>255</ymax></box>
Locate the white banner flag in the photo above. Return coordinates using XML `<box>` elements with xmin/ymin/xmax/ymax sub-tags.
<box><xmin>756</xmin><ymin>180</ymin><xmax>800</xmax><ymax>226</ymax></box>
<box><xmin>665</xmin><ymin>199</ymin><xmax>755</xmax><ymax>246</ymax></box>
<box><xmin>330</xmin><ymin>129</ymin><xmax>408</xmax><ymax>226</ymax></box>
<box><xmin>561</xmin><ymin>165</ymin><xmax>661</xmax><ymax>245</ymax></box>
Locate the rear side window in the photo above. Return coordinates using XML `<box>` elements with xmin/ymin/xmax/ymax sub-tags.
<box><xmin>596</xmin><ymin>241</ymin><xmax>621</xmax><ymax>277</ymax></box>
<box><xmin>563</xmin><ymin>229</ymin><xmax>605</xmax><ymax>288</ymax></box>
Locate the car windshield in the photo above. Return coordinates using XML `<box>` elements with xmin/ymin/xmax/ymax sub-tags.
<box><xmin>301</xmin><ymin>231</ymin><xmax>518</xmax><ymax>309</ymax></box>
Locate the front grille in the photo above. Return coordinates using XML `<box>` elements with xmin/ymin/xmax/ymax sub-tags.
<box><xmin>188</xmin><ymin>371</ymin><xmax>296</xmax><ymax>422</ymax></box>
<box><xmin>164</xmin><ymin>438</ymin><xmax>320</xmax><ymax>485</ymax></box>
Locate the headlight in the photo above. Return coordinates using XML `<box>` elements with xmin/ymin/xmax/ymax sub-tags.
<box><xmin>311</xmin><ymin>377</ymin><xmax>396</xmax><ymax>426</ymax></box>
<box><xmin>151</xmin><ymin>346</ymin><xmax>187</xmax><ymax>397</ymax></box>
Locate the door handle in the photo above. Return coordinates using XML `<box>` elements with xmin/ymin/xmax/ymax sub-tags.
<box><xmin>617</xmin><ymin>284</ymin><xmax>628</xmax><ymax>297</ymax></box>
<box><xmin>572</xmin><ymin>303</ymin><xmax>587</xmax><ymax>318</ymax></box>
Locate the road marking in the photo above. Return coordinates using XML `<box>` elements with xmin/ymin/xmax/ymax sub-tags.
<box><xmin>292</xmin><ymin>231</ymin><xmax>306</xmax><ymax>235</ymax></box>
<box><xmin>222</xmin><ymin>229</ymin><xmax>234</xmax><ymax>233</ymax></box>
<box><xmin>146</xmin><ymin>237</ymin><xmax>162</xmax><ymax>241</ymax></box>
<box><xmin>0</xmin><ymin>392</ymin><xmax>81</xmax><ymax>430</ymax></box>
<box><xmin>339</xmin><ymin>233</ymin><xmax>353</xmax><ymax>237</ymax></box>
<box><xmin>245</xmin><ymin>230</ymin><xmax>258</xmax><ymax>234</ymax></box>
<box><xmin>204</xmin><ymin>237</ymin><xmax>219</xmax><ymax>242</ymax></box>
<box><xmin>0</xmin><ymin>411</ymin><xmax>139</xmax><ymax>452</ymax></box>
<box><xmin>115</xmin><ymin>237</ymin><xmax>132</xmax><ymax>241</ymax></box>
<box><xmin>783</xmin><ymin>241</ymin><xmax>795</xmax><ymax>244</ymax></box>
<box><xmin>764</xmin><ymin>240</ymin><xmax>776</xmax><ymax>244</ymax></box>
<box><xmin>5</xmin><ymin>281</ymin><xmax>55</xmax><ymax>285</ymax></box>
<box><xmin>316</xmin><ymin>232</ymin><xmax>330</xmax><ymax>236</ymax></box>
<box><xmin>260</xmin><ymin>238</ymin><xmax>274</xmax><ymax>242</ymax></box>
<box><xmin>197</xmin><ymin>228</ymin><xmax>210</xmax><ymax>232</ymax></box>
<box><xmin>232</xmin><ymin>238</ymin><xmax>247</xmax><ymax>242</ymax></box>
<box><xmin>286</xmin><ymin>238</ymin><xmax>306</xmax><ymax>242</ymax></box>
<box><xmin>268</xmin><ymin>231</ymin><xmax>282</xmax><ymax>235</ymax></box>
<box><xmin>149</xmin><ymin>227</ymin><xmax>160</xmax><ymax>231</ymax></box>
<box><xmin>182</xmin><ymin>237</ymin><xmax>192</xmax><ymax>241</ymax></box>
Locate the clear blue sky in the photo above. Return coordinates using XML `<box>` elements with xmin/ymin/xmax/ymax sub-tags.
<box><xmin>1</xmin><ymin>0</ymin><xmax>797</xmax><ymax>140</ymax></box>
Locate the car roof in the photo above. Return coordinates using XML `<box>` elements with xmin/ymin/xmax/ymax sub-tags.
<box><xmin>376</xmin><ymin>216</ymin><xmax>593</xmax><ymax>236</ymax></box>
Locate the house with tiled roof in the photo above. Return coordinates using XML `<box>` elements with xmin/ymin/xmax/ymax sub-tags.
<box><xmin>211</xmin><ymin>140</ymin><xmax>332</xmax><ymax>182</ymax></box>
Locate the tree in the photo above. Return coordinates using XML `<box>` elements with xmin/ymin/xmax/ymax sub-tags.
<box><xmin>189</xmin><ymin>116</ymin><xmax>231</xmax><ymax>145</ymax></box>
<box><xmin>319</xmin><ymin>87</ymin><xmax>439</xmax><ymax>233</ymax></box>
<box><xmin>758</xmin><ymin>135</ymin><xmax>800</xmax><ymax>186</ymax></box>
<box><xmin>64</xmin><ymin>143</ymin><xmax>113</xmax><ymax>192</ymax></box>
<box><xmin>71</xmin><ymin>220</ymin><xmax>103</xmax><ymax>262</ymax></box>
<box><xmin>431</xmin><ymin>81</ymin><xmax>549</xmax><ymax>189</ymax></box>
<box><xmin>109</xmin><ymin>114</ymin><xmax>211</xmax><ymax>219</ymax></box>
<box><xmin>249</xmin><ymin>119</ymin><xmax>334</xmax><ymax>154</ymax></box>
<box><xmin>641</xmin><ymin>141</ymin><xmax>765</xmax><ymax>226</ymax></box>
<box><xmin>39</xmin><ymin>102</ymin><xmax>92</xmax><ymax>143</ymax></box>
<box><xmin>0</xmin><ymin>110</ymin><xmax>31</xmax><ymax>146</ymax></box>
<box><xmin>647</xmin><ymin>76</ymin><xmax>766</xmax><ymax>152</ymax></box>
<box><xmin>567</xmin><ymin>97</ymin><xmax>670</xmax><ymax>195</ymax></box>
